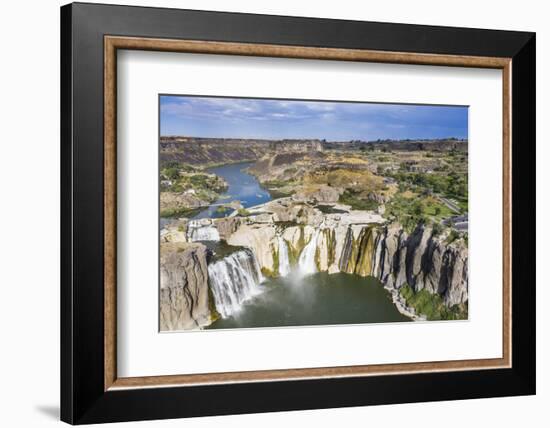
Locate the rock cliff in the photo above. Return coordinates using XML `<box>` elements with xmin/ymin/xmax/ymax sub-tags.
<box><xmin>159</xmin><ymin>242</ymin><xmax>212</xmax><ymax>331</ymax></box>
<box><xmin>227</xmin><ymin>223</ymin><xmax>278</xmax><ymax>276</ymax></box>
<box><xmin>160</xmin><ymin>137</ymin><xmax>323</xmax><ymax>167</ymax></box>
<box><xmin>368</xmin><ymin>224</ymin><xmax>467</xmax><ymax>306</ymax></box>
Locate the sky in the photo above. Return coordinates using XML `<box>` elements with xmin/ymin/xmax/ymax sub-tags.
<box><xmin>160</xmin><ymin>95</ymin><xmax>468</xmax><ymax>141</ymax></box>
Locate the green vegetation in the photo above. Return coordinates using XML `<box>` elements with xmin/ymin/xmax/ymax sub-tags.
<box><xmin>268</xmin><ymin>188</ymin><xmax>294</xmax><ymax>198</ymax></box>
<box><xmin>163</xmin><ymin>166</ymin><xmax>180</xmax><ymax>180</ymax></box>
<box><xmin>286</xmin><ymin>226</ymin><xmax>306</xmax><ymax>265</ymax></box>
<box><xmin>385</xmin><ymin>193</ymin><xmax>451</xmax><ymax>233</ymax></box>
<box><xmin>207</xmin><ymin>285</ymin><xmax>221</xmax><ymax>323</ymax></box>
<box><xmin>272</xmin><ymin>245</ymin><xmax>280</xmax><ymax>277</ymax></box>
<box><xmin>159</xmin><ymin>163</ymin><xmax>230</xmax><ymax>217</ymax></box>
<box><xmin>455</xmin><ymin>197</ymin><xmax>468</xmax><ymax>212</ymax></box>
<box><xmin>399</xmin><ymin>284</ymin><xmax>467</xmax><ymax>320</ymax></box>
<box><xmin>162</xmin><ymin>161</ymin><xmax>198</xmax><ymax>173</ymax></box>
<box><xmin>237</xmin><ymin>208</ymin><xmax>252</xmax><ymax>217</ymax></box>
<box><xmin>338</xmin><ymin>189</ymin><xmax>379</xmax><ymax>211</ymax></box>
<box><xmin>261</xmin><ymin>267</ymin><xmax>277</xmax><ymax>278</ymax></box>
<box><xmin>160</xmin><ymin>207</ymin><xmax>201</xmax><ymax>218</ymax></box>
<box><xmin>446</xmin><ymin>229</ymin><xmax>461</xmax><ymax>244</ymax></box>
<box><xmin>431</xmin><ymin>222</ymin><xmax>444</xmax><ymax>236</ymax></box>
<box><xmin>261</xmin><ymin>178</ymin><xmax>296</xmax><ymax>198</ymax></box>
<box><xmin>215</xmin><ymin>205</ymin><xmax>231</xmax><ymax>214</ymax></box>
<box><xmin>389</xmin><ymin>171</ymin><xmax>468</xmax><ymax>202</ymax></box>
<box><xmin>160</xmin><ymin>164</ymin><xmax>227</xmax><ymax>195</ymax></box>
<box><xmin>263</xmin><ymin>179</ymin><xmax>292</xmax><ymax>188</ymax></box>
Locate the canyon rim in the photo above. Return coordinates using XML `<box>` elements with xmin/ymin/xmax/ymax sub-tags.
<box><xmin>159</xmin><ymin>95</ymin><xmax>469</xmax><ymax>331</ymax></box>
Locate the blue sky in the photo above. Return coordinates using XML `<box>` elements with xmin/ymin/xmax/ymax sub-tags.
<box><xmin>160</xmin><ymin>95</ymin><xmax>468</xmax><ymax>141</ymax></box>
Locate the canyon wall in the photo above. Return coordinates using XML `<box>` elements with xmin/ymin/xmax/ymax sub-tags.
<box><xmin>371</xmin><ymin>224</ymin><xmax>468</xmax><ymax>306</ymax></box>
<box><xmin>159</xmin><ymin>242</ymin><xmax>212</xmax><ymax>331</ymax></box>
<box><xmin>333</xmin><ymin>225</ymin><xmax>468</xmax><ymax>306</ymax></box>
<box><xmin>159</xmin><ymin>137</ymin><xmax>323</xmax><ymax>167</ymax></box>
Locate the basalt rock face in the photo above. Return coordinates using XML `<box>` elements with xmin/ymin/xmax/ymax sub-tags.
<box><xmin>371</xmin><ymin>224</ymin><xmax>468</xmax><ymax>306</ymax></box>
<box><xmin>335</xmin><ymin>223</ymin><xmax>468</xmax><ymax>306</ymax></box>
<box><xmin>214</xmin><ymin>217</ymin><xmax>245</xmax><ymax>241</ymax></box>
<box><xmin>160</xmin><ymin>242</ymin><xmax>212</xmax><ymax>331</ymax></box>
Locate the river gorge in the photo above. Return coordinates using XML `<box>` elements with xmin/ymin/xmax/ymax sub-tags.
<box><xmin>160</xmin><ymin>162</ymin><xmax>468</xmax><ymax>331</ymax></box>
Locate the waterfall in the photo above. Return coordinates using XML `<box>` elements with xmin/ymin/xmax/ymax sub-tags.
<box><xmin>207</xmin><ymin>249</ymin><xmax>263</xmax><ymax>318</ymax></box>
<box><xmin>187</xmin><ymin>220</ymin><xmax>220</xmax><ymax>242</ymax></box>
<box><xmin>277</xmin><ymin>235</ymin><xmax>291</xmax><ymax>277</ymax></box>
<box><xmin>298</xmin><ymin>228</ymin><xmax>320</xmax><ymax>275</ymax></box>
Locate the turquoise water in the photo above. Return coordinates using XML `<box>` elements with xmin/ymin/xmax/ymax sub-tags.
<box><xmin>193</xmin><ymin>161</ymin><xmax>272</xmax><ymax>219</ymax></box>
<box><xmin>208</xmin><ymin>272</ymin><xmax>411</xmax><ymax>330</ymax></box>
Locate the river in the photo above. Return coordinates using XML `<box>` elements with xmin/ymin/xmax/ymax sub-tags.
<box><xmin>193</xmin><ymin>161</ymin><xmax>272</xmax><ymax>219</ymax></box>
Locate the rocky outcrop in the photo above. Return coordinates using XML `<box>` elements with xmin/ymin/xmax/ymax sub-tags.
<box><xmin>161</xmin><ymin>219</ymin><xmax>188</xmax><ymax>243</ymax></box>
<box><xmin>367</xmin><ymin>191</ymin><xmax>389</xmax><ymax>204</ymax></box>
<box><xmin>261</xmin><ymin>200</ymin><xmax>324</xmax><ymax>225</ymax></box>
<box><xmin>214</xmin><ymin>217</ymin><xmax>245</xmax><ymax>241</ymax></box>
<box><xmin>269</xmin><ymin>139</ymin><xmax>323</xmax><ymax>153</ymax></box>
<box><xmin>371</xmin><ymin>224</ymin><xmax>468</xmax><ymax>306</ymax></box>
<box><xmin>160</xmin><ymin>242</ymin><xmax>212</xmax><ymax>331</ymax></box>
<box><xmin>160</xmin><ymin>191</ymin><xmax>207</xmax><ymax>215</ymax></box>
<box><xmin>227</xmin><ymin>223</ymin><xmax>278</xmax><ymax>276</ymax></box>
<box><xmin>293</xmin><ymin>184</ymin><xmax>343</xmax><ymax>204</ymax></box>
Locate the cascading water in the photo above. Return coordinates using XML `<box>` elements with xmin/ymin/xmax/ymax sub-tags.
<box><xmin>207</xmin><ymin>249</ymin><xmax>263</xmax><ymax>318</ymax></box>
<box><xmin>298</xmin><ymin>228</ymin><xmax>321</xmax><ymax>275</ymax></box>
<box><xmin>187</xmin><ymin>220</ymin><xmax>220</xmax><ymax>242</ymax></box>
<box><xmin>277</xmin><ymin>235</ymin><xmax>291</xmax><ymax>277</ymax></box>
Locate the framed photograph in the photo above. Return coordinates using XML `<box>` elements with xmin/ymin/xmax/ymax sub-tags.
<box><xmin>61</xmin><ymin>2</ymin><xmax>535</xmax><ymax>424</ymax></box>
